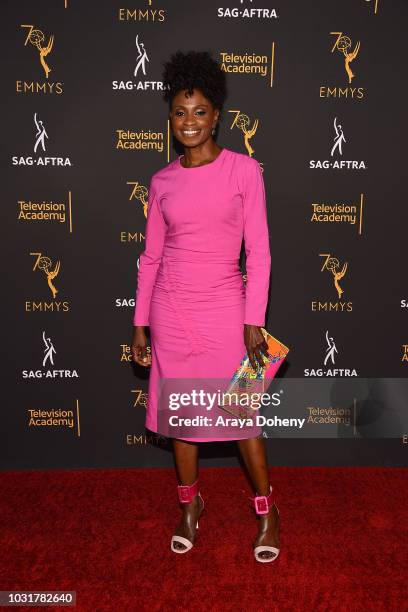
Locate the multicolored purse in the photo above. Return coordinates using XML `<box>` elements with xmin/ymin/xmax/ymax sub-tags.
<box><xmin>218</xmin><ymin>328</ymin><xmax>289</xmax><ymax>419</ymax></box>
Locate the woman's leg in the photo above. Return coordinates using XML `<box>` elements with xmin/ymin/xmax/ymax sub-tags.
<box><xmin>171</xmin><ymin>438</ymin><xmax>203</xmax><ymax>551</ymax></box>
<box><xmin>237</xmin><ymin>436</ymin><xmax>280</xmax><ymax>560</ymax></box>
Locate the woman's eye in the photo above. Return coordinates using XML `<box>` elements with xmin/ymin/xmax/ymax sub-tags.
<box><xmin>174</xmin><ymin>109</ymin><xmax>206</xmax><ymax>117</ymax></box>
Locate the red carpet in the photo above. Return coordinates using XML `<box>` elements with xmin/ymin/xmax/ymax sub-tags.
<box><xmin>0</xmin><ymin>466</ymin><xmax>407</xmax><ymax>611</ymax></box>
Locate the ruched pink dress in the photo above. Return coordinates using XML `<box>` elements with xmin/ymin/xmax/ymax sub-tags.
<box><xmin>133</xmin><ymin>147</ymin><xmax>271</xmax><ymax>441</ymax></box>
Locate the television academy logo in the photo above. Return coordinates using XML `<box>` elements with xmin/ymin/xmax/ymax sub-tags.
<box><xmin>26</xmin><ymin>252</ymin><xmax>69</xmax><ymax>312</ymax></box>
<box><xmin>18</xmin><ymin>191</ymin><xmax>73</xmax><ymax>232</ymax></box>
<box><xmin>311</xmin><ymin>253</ymin><xmax>353</xmax><ymax>312</ymax></box>
<box><xmin>112</xmin><ymin>34</ymin><xmax>165</xmax><ymax>91</ymax></box>
<box><xmin>22</xmin><ymin>331</ymin><xmax>79</xmax><ymax>379</ymax></box>
<box><xmin>115</xmin><ymin>127</ymin><xmax>165</xmax><ymax>151</ymax></box>
<box><xmin>319</xmin><ymin>32</ymin><xmax>365</xmax><ymax>99</ymax></box>
<box><xmin>217</xmin><ymin>0</ymin><xmax>278</xmax><ymax>19</ymax></box>
<box><xmin>121</xmin><ymin>343</ymin><xmax>150</xmax><ymax>365</ymax></box>
<box><xmin>310</xmin><ymin>193</ymin><xmax>364</xmax><ymax>233</ymax></box>
<box><xmin>12</xmin><ymin>113</ymin><xmax>72</xmax><ymax>167</ymax></box>
<box><xmin>219</xmin><ymin>47</ymin><xmax>276</xmax><ymax>87</ymax></box>
<box><xmin>17</xmin><ymin>24</ymin><xmax>63</xmax><ymax>94</ymax></box>
<box><xmin>402</xmin><ymin>345</ymin><xmax>408</xmax><ymax>363</ymax></box>
<box><xmin>309</xmin><ymin>117</ymin><xmax>367</xmax><ymax>170</ymax></box>
<box><xmin>28</xmin><ymin>398</ymin><xmax>80</xmax><ymax>432</ymax></box>
<box><xmin>304</xmin><ymin>330</ymin><xmax>358</xmax><ymax>376</ymax></box>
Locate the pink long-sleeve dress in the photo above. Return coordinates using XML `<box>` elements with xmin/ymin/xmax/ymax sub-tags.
<box><xmin>133</xmin><ymin>146</ymin><xmax>271</xmax><ymax>441</ymax></box>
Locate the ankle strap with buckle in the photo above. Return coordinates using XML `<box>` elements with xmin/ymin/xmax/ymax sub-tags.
<box><xmin>177</xmin><ymin>479</ymin><xmax>199</xmax><ymax>504</ymax></box>
<box><xmin>250</xmin><ymin>486</ymin><xmax>274</xmax><ymax>515</ymax></box>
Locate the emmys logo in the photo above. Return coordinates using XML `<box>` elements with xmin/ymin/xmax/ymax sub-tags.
<box><xmin>18</xmin><ymin>191</ymin><xmax>73</xmax><ymax>232</ymax></box>
<box><xmin>304</xmin><ymin>330</ymin><xmax>358</xmax><ymax>377</ymax></box>
<box><xmin>22</xmin><ymin>331</ymin><xmax>79</xmax><ymax>380</ymax></box>
<box><xmin>21</xmin><ymin>24</ymin><xmax>53</xmax><ymax>78</ymax></box>
<box><xmin>131</xmin><ymin>389</ymin><xmax>148</xmax><ymax>407</ymax></box>
<box><xmin>218</xmin><ymin>0</ymin><xmax>278</xmax><ymax>19</ymax></box>
<box><xmin>309</xmin><ymin>117</ymin><xmax>367</xmax><ymax>170</ymax></box>
<box><xmin>126</xmin><ymin>433</ymin><xmax>168</xmax><ymax>446</ymax></box>
<box><xmin>229</xmin><ymin>109</ymin><xmax>261</xmax><ymax>160</ymax></box>
<box><xmin>219</xmin><ymin>46</ymin><xmax>276</xmax><ymax>87</ymax></box>
<box><xmin>320</xmin><ymin>253</ymin><xmax>348</xmax><ymax>299</ymax></box>
<box><xmin>319</xmin><ymin>32</ymin><xmax>365</xmax><ymax>100</ymax></box>
<box><xmin>27</xmin><ymin>399</ymin><xmax>80</xmax><ymax>433</ymax></box>
<box><xmin>310</xmin><ymin>193</ymin><xmax>364</xmax><ymax>234</ymax></box>
<box><xmin>311</xmin><ymin>253</ymin><xmax>353</xmax><ymax>313</ymax></box>
<box><xmin>112</xmin><ymin>34</ymin><xmax>165</xmax><ymax>91</ymax></box>
<box><xmin>12</xmin><ymin>113</ymin><xmax>72</xmax><ymax>167</ymax></box>
<box><xmin>331</xmin><ymin>32</ymin><xmax>360</xmax><ymax>84</ymax></box>
<box><xmin>31</xmin><ymin>252</ymin><xmax>60</xmax><ymax>298</ymax></box>
<box><xmin>118</xmin><ymin>1</ymin><xmax>166</xmax><ymax>22</ymax></box>
<box><xmin>128</xmin><ymin>181</ymin><xmax>149</xmax><ymax>217</ymax></box>
<box><xmin>17</xmin><ymin>25</ymin><xmax>63</xmax><ymax>94</ymax></box>
<box><xmin>25</xmin><ymin>252</ymin><xmax>70</xmax><ymax>313</ymax></box>
<box><xmin>120</xmin><ymin>181</ymin><xmax>149</xmax><ymax>244</ymax></box>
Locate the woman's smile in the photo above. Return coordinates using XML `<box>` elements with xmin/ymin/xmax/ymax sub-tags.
<box><xmin>181</xmin><ymin>129</ymin><xmax>201</xmax><ymax>138</ymax></box>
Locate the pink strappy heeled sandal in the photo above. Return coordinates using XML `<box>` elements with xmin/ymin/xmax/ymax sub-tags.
<box><xmin>171</xmin><ymin>479</ymin><xmax>204</xmax><ymax>554</ymax></box>
<box><xmin>250</xmin><ymin>486</ymin><xmax>280</xmax><ymax>563</ymax></box>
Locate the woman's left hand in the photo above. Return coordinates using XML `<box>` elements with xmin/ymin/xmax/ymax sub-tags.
<box><xmin>244</xmin><ymin>324</ymin><xmax>270</xmax><ymax>372</ymax></box>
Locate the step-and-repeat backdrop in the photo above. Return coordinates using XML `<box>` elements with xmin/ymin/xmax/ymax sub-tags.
<box><xmin>2</xmin><ymin>0</ymin><xmax>407</xmax><ymax>469</ymax></box>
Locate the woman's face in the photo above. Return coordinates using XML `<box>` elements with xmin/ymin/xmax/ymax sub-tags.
<box><xmin>169</xmin><ymin>88</ymin><xmax>219</xmax><ymax>148</ymax></box>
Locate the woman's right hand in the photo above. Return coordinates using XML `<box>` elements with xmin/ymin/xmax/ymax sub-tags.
<box><xmin>131</xmin><ymin>326</ymin><xmax>152</xmax><ymax>367</ymax></box>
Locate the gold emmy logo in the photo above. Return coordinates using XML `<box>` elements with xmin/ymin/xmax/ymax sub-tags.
<box><xmin>320</xmin><ymin>253</ymin><xmax>348</xmax><ymax>299</ymax></box>
<box><xmin>330</xmin><ymin>32</ymin><xmax>360</xmax><ymax>84</ymax></box>
<box><xmin>21</xmin><ymin>24</ymin><xmax>54</xmax><ymax>78</ymax></box>
<box><xmin>127</xmin><ymin>181</ymin><xmax>149</xmax><ymax>218</ymax></box>
<box><xmin>229</xmin><ymin>110</ymin><xmax>259</xmax><ymax>157</ymax></box>
<box><xmin>131</xmin><ymin>389</ymin><xmax>148</xmax><ymax>407</ymax></box>
<box><xmin>30</xmin><ymin>252</ymin><xmax>60</xmax><ymax>298</ymax></box>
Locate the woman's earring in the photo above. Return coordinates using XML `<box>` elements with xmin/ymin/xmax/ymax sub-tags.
<box><xmin>211</xmin><ymin>125</ymin><xmax>216</xmax><ymax>136</ymax></box>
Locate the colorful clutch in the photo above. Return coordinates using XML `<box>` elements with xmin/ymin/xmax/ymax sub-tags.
<box><xmin>218</xmin><ymin>328</ymin><xmax>289</xmax><ymax>419</ymax></box>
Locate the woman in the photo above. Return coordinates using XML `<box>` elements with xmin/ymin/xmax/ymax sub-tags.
<box><xmin>131</xmin><ymin>50</ymin><xmax>280</xmax><ymax>562</ymax></box>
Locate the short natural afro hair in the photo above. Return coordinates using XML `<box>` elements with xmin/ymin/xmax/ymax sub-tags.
<box><xmin>162</xmin><ymin>50</ymin><xmax>228</xmax><ymax>121</ymax></box>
